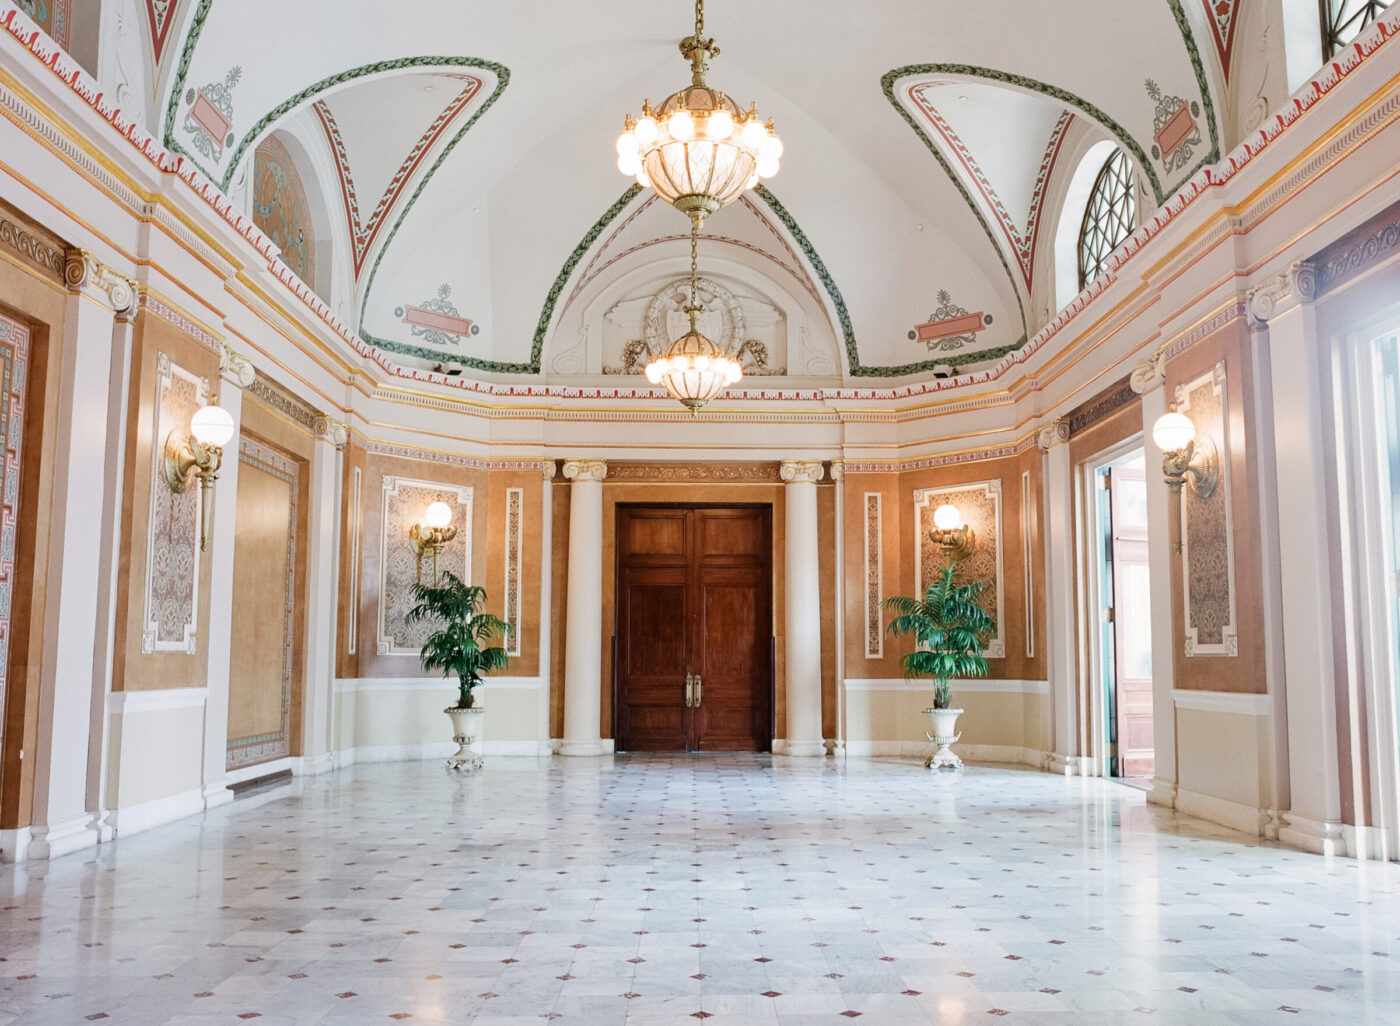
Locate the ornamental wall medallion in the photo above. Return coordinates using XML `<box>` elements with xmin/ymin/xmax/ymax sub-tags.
<box><xmin>1146</xmin><ymin>78</ymin><xmax>1200</xmax><ymax>174</ymax></box>
<box><xmin>184</xmin><ymin>66</ymin><xmax>241</xmax><ymax>163</ymax></box>
<box><xmin>396</xmin><ymin>284</ymin><xmax>478</xmax><ymax>348</ymax></box>
<box><xmin>907</xmin><ymin>290</ymin><xmax>992</xmax><ymax>352</ymax></box>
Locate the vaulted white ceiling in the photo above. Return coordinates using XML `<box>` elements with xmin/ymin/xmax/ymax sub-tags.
<box><xmin>139</xmin><ymin>0</ymin><xmax>1232</xmax><ymax>383</ymax></box>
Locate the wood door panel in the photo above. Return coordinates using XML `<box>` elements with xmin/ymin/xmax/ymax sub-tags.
<box><xmin>615</xmin><ymin>505</ymin><xmax>772</xmax><ymax>752</ymax></box>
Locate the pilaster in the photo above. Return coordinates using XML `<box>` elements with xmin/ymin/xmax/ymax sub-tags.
<box><xmin>301</xmin><ymin>415</ymin><xmax>348</xmax><ymax>776</ymax></box>
<box><xmin>781</xmin><ymin>460</ymin><xmax>825</xmax><ymax>757</ymax></box>
<box><xmin>560</xmin><ymin>459</ymin><xmax>609</xmax><ymax>756</ymax></box>
<box><xmin>1037</xmin><ymin>418</ymin><xmax>1081</xmax><ymax>774</ymax></box>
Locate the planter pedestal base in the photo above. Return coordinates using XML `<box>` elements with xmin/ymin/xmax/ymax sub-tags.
<box><xmin>923</xmin><ymin>707</ymin><xmax>964</xmax><ymax>770</ymax></box>
<box><xmin>444</xmin><ymin>706</ymin><xmax>485</xmax><ymax>772</ymax></box>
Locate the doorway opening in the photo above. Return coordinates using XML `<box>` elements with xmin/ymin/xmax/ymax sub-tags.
<box><xmin>613</xmin><ymin>504</ymin><xmax>774</xmax><ymax>752</ymax></box>
<box><xmin>1093</xmin><ymin>449</ymin><xmax>1154</xmax><ymax>785</ymax></box>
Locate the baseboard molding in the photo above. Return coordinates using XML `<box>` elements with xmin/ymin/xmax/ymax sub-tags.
<box><xmin>776</xmin><ymin>739</ymin><xmax>827</xmax><ymax>757</ymax></box>
<box><xmin>841</xmin><ymin>740</ymin><xmax>1048</xmax><ymax>768</ymax></box>
<box><xmin>482</xmin><ymin>740</ymin><xmax>553</xmax><ymax>757</ymax></box>
<box><xmin>226</xmin><ymin>756</ymin><xmax>296</xmax><ymax>786</ymax></box>
<box><xmin>1176</xmin><ymin>786</ymin><xmax>1271</xmax><ymax>837</ymax></box>
<box><xmin>1147</xmin><ymin>777</ymin><xmax>1178</xmax><ymax>809</ymax></box>
<box><xmin>0</xmin><ymin>826</ymin><xmax>33</xmax><ymax>863</ymax></box>
<box><xmin>556</xmin><ymin>738</ymin><xmax>616</xmax><ymax>757</ymax></box>
<box><xmin>1279</xmin><ymin>810</ymin><xmax>1348</xmax><ymax>854</ymax></box>
<box><xmin>25</xmin><ymin>813</ymin><xmax>98</xmax><ymax>860</ymax></box>
<box><xmin>107</xmin><ymin>787</ymin><xmax>205</xmax><ymax>840</ymax></box>
<box><xmin>332</xmin><ymin>742</ymin><xmax>457</xmax><ymax>768</ymax></box>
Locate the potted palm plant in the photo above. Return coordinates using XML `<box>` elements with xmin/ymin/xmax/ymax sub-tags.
<box><xmin>407</xmin><ymin>572</ymin><xmax>510</xmax><ymax>771</ymax></box>
<box><xmin>882</xmin><ymin>557</ymin><xmax>996</xmax><ymax>769</ymax></box>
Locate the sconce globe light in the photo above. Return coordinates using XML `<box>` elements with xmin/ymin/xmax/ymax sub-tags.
<box><xmin>423</xmin><ymin>501</ymin><xmax>453</xmax><ymax>530</ymax></box>
<box><xmin>932</xmin><ymin>503</ymin><xmax>962</xmax><ymax>532</ymax></box>
<box><xmin>189</xmin><ymin>404</ymin><xmax>236</xmax><ymax>448</ymax></box>
<box><xmin>162</xmin><ymin>402</ymin><xmax>235</xmax><ymax>552</ymax></box>
<box><xmin>1152</xmin><ymin>412</ymin><xmax>1196</xmax><ymax>453</ymax></box>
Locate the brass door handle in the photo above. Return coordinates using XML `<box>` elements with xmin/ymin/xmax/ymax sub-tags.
<box><xmin>685</xmin><ymin>673</ymin><xmax>695</xmax><ymax>708</ymax></box>
<box><xmin>694</xmin><ymin>674</ymin><xmax>702</xmax><ymax>706</ymax></box>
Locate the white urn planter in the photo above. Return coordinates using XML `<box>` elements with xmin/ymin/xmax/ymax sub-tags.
<box><xmin>923</xmin><ymin>706</ymin><xmax>964</xmax><ymax>770</ymax></box>
<box><xmin>444</xmin><ymin>705</ymin><xmax>485</xmax><ymax>772</ymax></box>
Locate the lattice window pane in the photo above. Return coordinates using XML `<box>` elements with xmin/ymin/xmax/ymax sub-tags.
<box><xmin>1322</xmin><ymin>0</ymin><xmax>1391</xmax><ymax>58</ymax></box>
<box><xmin>1077</xmin><ymin>149</ymin><xmax>1137</xmax><ymax>291</ymax></box>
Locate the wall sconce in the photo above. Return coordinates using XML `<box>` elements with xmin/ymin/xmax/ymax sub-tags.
<box><xmin>929</xmin><ymin>502</ymin><xmax>975</xmax><ymax>560</ymax></box>
<box><xmin>1152</xmin><ymin>411</ymin><xmax>1219</xmax><ymax>553</ymax></box>
<box><xmin>409</xmin><ymin>500</ymin><xmax>456</xmax><ymax>584</ymax></box>
<box><xmin>163</xmin><ymin>403</ymin><xmax>236</xmax><ymax>551</ymax></box>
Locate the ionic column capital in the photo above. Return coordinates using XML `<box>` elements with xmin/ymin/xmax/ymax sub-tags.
<box><xmin>780</xmin><ymin>460</ymin><xmax>824</xmax><ymax>484</ymax></box>
<box><xmin>828</xmin><ymin>460</ymin><xmax>844</xmax><ymax>482</ymax></box>
<box><xmin>1037</xmin><ymin>417</ymin><xmax>1070</xmax><ymax>452</ymax></box>
<box><xmin>64</xmin><ymin>248</ymin><xmax>137</xmax><ymax>316</ymax></box>
<box><xmin>1247</xmin><ymin>260</ymin><xmax>1316</xmax><ymax>326</ymax></box>
<box><xmin>1130</xmin><ymin>351</ymin><xmax>1166</xmax><ymax>395</ymax></box>
<box><xmin>563</xmin><ymin>459</ymin><xmax>607</xmax><ymax>483</ymax></box>
<box><xmin>541</xmin><ymin>459</ymin><xmax>558</xmax><ymax>482</ymax></box>
<box><xmin>313</xmin><ymin>415</ymin><xmax>349</xmax><ymax>450</ymax></box>
<box><xmin>220</xmin><ymin>344</ymin><xmax>257</xmax><ymax>388</ymax></box>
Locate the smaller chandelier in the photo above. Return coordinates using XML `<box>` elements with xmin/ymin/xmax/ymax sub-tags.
<box><xmin>616</xmin><ymin>0</ymin><xmax>782</xmax><ymax>224</ymax></box>
<box><xmin>644</xmin><ymin>222</ymin><xmax>742</xmax><ymax>413</ymax></box>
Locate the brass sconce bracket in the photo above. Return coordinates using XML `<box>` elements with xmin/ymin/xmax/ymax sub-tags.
<box><xmin>1162</xmin><ymin>433</ymin><xmax>1219</xmax><ymax>500</ymax></box>
<box><xmin>410</xmin><ymin>523</ymin><xmax>458</xmax><ymax>584</ymax></box>
<box><xmin>929</xmin><ymin>525</ymin><xmax>976</xmax><ymax>561</ymax></box>
<box><xmin>162</xmin><ymin>430</ymin><xmax>224</xmax><ymax>551</ymax></box>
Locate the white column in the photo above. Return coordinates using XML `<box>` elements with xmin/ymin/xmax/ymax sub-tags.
<box><xmin>199</xmin><ymin>347</ymin><xmax>255</xmax><ymax>807</ymax></box>
<box><xmin>28</xmin><ymin>252</ymin><xmax>136</xmax><ymax>860</ymax></box>
<box><xmin>538</xmin><ymin>461</ymin><xmax>555</xmax><ymax>753</ymax></box>
<box><xmin>1131</xmin><ymin>355</ymin><xmax>1180</xmax><ymax>807</ymax></box>
<box><xmin>781</xmin><ymin>460</ymin><xmax>825</xmax><ymax>757</ymax></box>
<box><xmin>300</xmin><ymin>417</ymin><xmax>348</xmax><ymax>775</ymax></box>
<box><xmin>830</xmin><ymin>461</ymin><xmax>846</xmax><ymax>755</ymax></box>
<box><xmin>87</xmin><ymin>298</ymin><xmax>136</xmax><ymax>840</ymax></box>
<box><xmin>1039</xmin><ymin>419</ymin><xmax>1082</xmax><ymax>775</ymax></box>
<box><xmin>560</xmin><ymin>459</ymin><xmax>608</xmax><ymax>756</ymax></box>
<box><xmin>1254</xmin><ymin>266</ymin><xmax>1345</xmax><ymax>854</ymax></box>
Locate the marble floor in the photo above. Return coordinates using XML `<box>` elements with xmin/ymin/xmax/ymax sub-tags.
<box><xmin>1</xmin><ymin>757</ymin><xmax>1398</xmax><ymax>1025</ymax></box>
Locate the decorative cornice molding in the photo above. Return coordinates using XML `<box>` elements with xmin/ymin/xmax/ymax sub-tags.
<box><xmin>361</xmin><ymin>439</ymin><xmax>545</xmax><ymax>471</ymax></box>
<box><xmin>1315</xmin><ymin>214</ymin><xmax>1400</xmax><ymax>296</ymax></box>
<box><xmin>1162</xmin><ymin>300</ymin><xmax>1248</xmax><ymax>360</ymax></box>
<box><xmin>605</xmin><ymin>462</ymin><xmax>782</xmax><ymax>483</ymax></box>
<box><xmin>219</xmin><ymin>344</ymin><xmax>256</xmax><ymax>387</ymax></box>
<box><xmin>779</xmin><ymin>460</ymin><xmax>825</xmax><ymax>484</ymax></box>
<box><xmin>843</xmin><ymin>436</ymin><xmax>1036</xmax><ymax>474</ymax></box>
<box><xmin>0</xmin><ymin>214</ymin><xmax>64</xmax><ymax>279</ymax></box>
<box><xmin>64</xmin><ymin>249</ymin><xmax>137</xmax><ymax>314</ymax></box>
<box><xmin>1037</xmin><ymin>417</ymin><xmax>1070</xmax><ymax>452</ymax></box>
<box><xmin>562</xmin><ymin>459</ymin><xmax>608</xmax><ymax>483</ymax></box>
<box><xmin>1068</xmin><ymin>377</ymin><xmax>1136</xmax><ymax>437</ymax></box>
<box><xmin>244</xmin><ymin>373</ymin><xmax>319</xmax><ymax>431</ymax></box>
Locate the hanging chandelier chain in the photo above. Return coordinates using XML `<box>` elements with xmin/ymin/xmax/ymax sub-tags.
<box><xmin>686</xmin><ymin>219</ymin><xmax>701</xmax><ymax>329</ymax></box>
<box><xmin>695</xmin><ymin>0</ymin><xmax>703</xmax><ymax>41</ymax></box>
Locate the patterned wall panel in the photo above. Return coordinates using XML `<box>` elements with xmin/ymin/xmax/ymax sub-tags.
<box><xmin>253</xmin><ymin>135</ymin><xmax>315</xmax><ymax>287</ymax></box>
<box><xmin>377</xmin><ymin>477</ymin><xmax>472</xmax><ymax>656</ymax></box>
<box><xmin>141</xmin><ymin>353</ymin><xmax>208</xmax><ymax>654</ymax></box>
<box><xmin>1179</xmin><ymin>361</ymin><xmax>1238</xmax><ymax>656</ymax></box>
<box><xmin>346</xmin><ymin>466</ymin><xmax>362</xmax><ymax>655</ymax></box>
<box><xmin>914</xmin><ymin>480</ymin><xmax>1005</xmax><ymax>659</ymax></box>
<box><xmin>1021</xmin><ymin>469</ymin><xmax>1034</xmax><ymax>659</ymax></box>
<box><xmin>864</xmin><ymin>492</ymin><xmax>883</xmax><ymax>658</ymax></box>
<box><xmin>0</xmin><ymin>314</ymin><xmax>31</xmax><ymax>751</ymax></box>
<box><xmin>504</xmin><ymin>487</ymin><xmax>523</xmax><ymax>657</ymax></box>
<box><xmin>227</xmin><ymin>436</ymin><xmax>299</xmax><ymax>769</ymax></box>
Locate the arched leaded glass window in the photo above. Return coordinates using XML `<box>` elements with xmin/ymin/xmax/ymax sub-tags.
<box><xmin>1077</xmin><ymin>149</ymin><xmax>1136</xmax><ymax>291</ymax></box>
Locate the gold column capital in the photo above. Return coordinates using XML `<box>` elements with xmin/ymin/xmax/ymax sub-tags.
<box><xmin>779</xmin><ymin>460</ymin><xmax>824</xmax><ymax>484</ymax></box>
<box><xmin>563</xmin><ymin>459</ymin><xmax>608</xmax><ymax>483</ymax></box>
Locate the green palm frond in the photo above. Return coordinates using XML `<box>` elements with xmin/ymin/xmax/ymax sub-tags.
<box><xmin>408</xmin><ymin>571</ymin><xmax>512</xmax><ymax>707</ymax></box>
<box><xmin>881</xmin><ymin>558</ymin><xmax>996</xmax><ymax>707</ymax></box>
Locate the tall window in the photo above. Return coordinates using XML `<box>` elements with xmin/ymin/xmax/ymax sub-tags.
<box><xmin>1077</xmin><ymin>149</ymin><xmax>1136</xmax><ymax>291</ymax></box>
<box><xmin>1322</xmin><ymin>0</ymin><xmax>1391</xmax><ymax>58</ymax></box>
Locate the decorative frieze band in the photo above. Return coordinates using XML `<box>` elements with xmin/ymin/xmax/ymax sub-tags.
<box><xmin>0</xmin><ymin>214</ymin><xmax>64</xmax><ymax>279</ymax></box>
<box><xmin>1067</xmin><ymin>378</ymin><xmax>1136</xmax><ymax>437</ymax></box>
<box><xmin>604</xmin><ymin>462</ymin><xmax>782</xmax><ymax>483</ymax></box>
<box><xmin>139</xmin><ymin>291</ymin><xmax>223</xmax><ymax>352</ymax></box>
<box><xmin>843</xmin><ymin>437</ymin><xmax>1036</xmax><ymax>474</ymax></box>
<box><xmin>361</xmin><ymin>440</ymin><xmax>551</xmax><ymax>472</ymax></box>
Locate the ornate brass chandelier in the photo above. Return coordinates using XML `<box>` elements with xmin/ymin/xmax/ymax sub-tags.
<box><xmin>616</xmin><ymin>0</ymin><xmax>782</xmax><ymax>412</ymax></box>
<box><xmin>615</xmin><ymin>0</ymin><xmax>783</xmax><ymax>222</ymax></box>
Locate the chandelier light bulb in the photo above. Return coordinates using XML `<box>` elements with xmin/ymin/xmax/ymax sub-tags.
<box><xmin>707</xmin><ymin>109</ymin><xmax>733</xmax><ymax>139</ymax></box>
<box><xmin>741</xmin><ymin>117</ymin><xmax>766</xmax><ymax>149</ymax></box>
<box><xmin>636</xmin><ymin>166</ymin><xmax>652</xmax><ymax>188</ymax></box>
<box><xmin>669</xmin><ymin>109</ymin><xmax>694</xmax><ymax>140</ymax></box>
<box><xmin>618</xmin><ymin>151</ymin><xmax>641</xmax><ymax>176</ymax></box>
<box><xmin>634</xmin><ymin>114</ymin><xmax>659</xmax><ymax>146</ymax></box>
<box><xmin>756</xmin><ymin>156</ymin><xmax>779</xmax><ymax>179</ymax></box>
<box><xmin>616</xmin><ymin>130</ymin><xmax>638</xmax><ymax>156</ymax></box>
<box><xmin>759</xmin><ymin>131</ymin><xmax>783</xmax><ymax>162</ymax></box>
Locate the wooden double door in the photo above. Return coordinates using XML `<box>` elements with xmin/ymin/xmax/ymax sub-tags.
<box><xmin>615</xmin><ymin>505</ymin><xmax>773</xmax><ymax>752</ymax></box>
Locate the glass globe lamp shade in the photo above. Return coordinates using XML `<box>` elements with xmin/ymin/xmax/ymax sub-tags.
<box><xmin>423</xmin><ymin>501</ymin><xmax>453</xmax><ymax>530</ymax></box>
<box><xmin>189</xmin><ymin>404</ymin><xmax>236</xmax><ymax>448</ymax></box>
<box><xmin>1152</xmin><ymin>412</ymin><xmax>1196</xmax><ymax>453</ymax></box>
<box><xmin>645</xmin><ymin>328</ymin><xmax>743</xmax><ymax>413</ymax></box>
<box><xmin>933</xmin><ymin>504</ymin><xmax>962</xmax><ymax>531</ymax></box>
